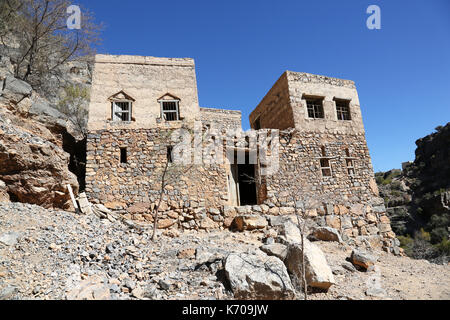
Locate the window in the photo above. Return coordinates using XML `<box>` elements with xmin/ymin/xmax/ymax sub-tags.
<box><xmin>345</xmin><ymin>148</ymin><xmax>355</xmax><ymax>175</ymax></box>
<box><xmin>320</xmin><ymin>158</ymin><xmax>332</xmax><ymax>177</ymax></box>
<box><xmin>120</xmin><ymin>147</ymin><xmax>127</xmax><ymax>164</ymax></box>
<box><xmin>320</xmin><ymin>146</ymin><xmax>332</xmax><ymax>177</ymax></box>
<box><xmin>112</xmin><ymin>101</ymin><xmax>132</xmax><ymax>121</ymax></box>
<box><xmin>167</xmin><ymin>146</ymin><xmax>173</xmax><ymax>163</ymax></box>
<box><xmin>161</xmin><ymin>101</ymin><xmax>179</xmax><ymax>121</ymax></box>
<box><xmin>305</xmin><ymin>98</ymin><xmax>324</xmax><ymax>119</ymax></box>
<box><xmin>335</xmin><ymin>99</ymin><xmax>351</xmax><ymax>120</ymax></box>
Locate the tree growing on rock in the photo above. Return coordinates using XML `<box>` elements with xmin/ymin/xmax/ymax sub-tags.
<box><xmin>150</xmin><ymin>125</ymin><xmax>204</xmax><ymax>241</ymax></box>
<box><xmin>0</xmin><ymin>0</ymin><xmax>101</xmax><ymax>88</ymax></box>
<box><xmin>56</xmin><ymin>84</ymin><xmax>89</xmax><ymax>138</ymax></box>
<box><xmin>277</xmin><ymin>130</ymin><xmax>332</xmax><ymax>299</ymax></box>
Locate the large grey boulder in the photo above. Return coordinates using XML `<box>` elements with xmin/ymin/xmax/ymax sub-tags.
<box><xmin>285</xmin><ymin>239</ymin><xmax>335</xmax><ymax>290</ymax></box>
<box><xmin>269</xmin><ymin>215</ymin><xmax>303</xmax><ymax>244</ymax></box>
<box><xmin>0</xmin><ymin>76</ymin><xmax>32</xmax><ymax>103</ymax></box>
<box><xmin>28</xmin><ymin>99</ymin><xmax>84</xmax><ymax>141</ymax></box>
<box><xmin>259</xmin><ymin>243</ymin><xmax>288</xmax><ymax>261</ymax></box>
<box><xmin>224</xmin><ymin>252</ymin><xmax>295</xmax><ymax>300</ymax></box>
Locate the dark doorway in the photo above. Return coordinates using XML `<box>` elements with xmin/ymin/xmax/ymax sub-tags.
<box><xmin>237</xmin><ymin>164</ymin><xmax>257</xmax><ymax>205</ymax></box>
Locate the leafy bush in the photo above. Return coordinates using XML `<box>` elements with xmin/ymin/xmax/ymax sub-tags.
<box><xmin>435</xmin><ymin>238</ymin><xmax>450</xmax><ymax>256</ymax></box>
<box><xmin>398</xmin><ymin>235</ymin><xmax>413</xmax><ymax>248</ymax></box>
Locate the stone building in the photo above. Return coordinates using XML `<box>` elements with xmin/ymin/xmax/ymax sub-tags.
<box><xmin>85</xmin><ymin>54</ymin><xmax>395</xmax><ymax>249</ymax></box>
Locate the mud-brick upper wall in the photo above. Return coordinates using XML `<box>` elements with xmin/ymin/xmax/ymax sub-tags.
<box><xmin>88</xmin><ymin>54</ymin><xmax>200</xmax><ymax>131</ymax></box>
<box><xmin>250</xmin><ymin>71</ymin><xmax>365</xmax><ymax>135</ymax></box>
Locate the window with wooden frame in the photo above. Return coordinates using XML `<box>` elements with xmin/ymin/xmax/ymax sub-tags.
<box><xmin>335</xmin><ymin>98</ymin><xmax>351</xmax><ymax>121</ymax></box>
<box><xmin>345</xmin><ymin>148</ymin><xmax>355</xmax><ymax>175</ymax></box>
<box><xmin>112</xmin><ymin>101</ymin><xmax>132</xmax><ymax>121</ymax></box>
<box><xmin>320</xmin><ymin>146</ymin><xmax>332</xmax><ymax>177</ymax></box>
<box><xmin>305</xmin><ymin>96</ymin><xmax>325</xmax><ymax>119</ymax></box>
<box><xmin>161</xmin><ymin>100</ymin><xmax>180</xmax><ymax>121</ymax></box>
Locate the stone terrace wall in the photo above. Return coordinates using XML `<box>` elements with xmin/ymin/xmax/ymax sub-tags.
<box><xmin>200</xmin><ymin>107</ymin><xmax>242</xmax><ymax>130</ymax></box>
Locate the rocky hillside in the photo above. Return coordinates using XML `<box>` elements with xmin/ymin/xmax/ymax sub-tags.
<box><xmin>0</xmin><ymin>52</ymin><xmax>91</xmax><ymax>209</ymax></box>
<box><xmin>376</xmin><ymin>123</ymin><xmax>450</xmax><ymax>263</ymax></box>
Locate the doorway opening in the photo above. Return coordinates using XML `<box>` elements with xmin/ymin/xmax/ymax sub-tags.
<box><xmin>237</xmin><ymin>163</ymin><xmax>257</xmax><ymax>206</ymax></box>
<box><xmin>228</xmin><ymin>152</ymin><xmax>258</xmax><ymax>206</ymax></box>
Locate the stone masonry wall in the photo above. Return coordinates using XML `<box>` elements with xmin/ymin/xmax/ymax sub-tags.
<box><xmin>253</xmin><ymin>129</ymin><xmax>395</xmax><ymax>251</ymax></box>
<box><xmin>85</xmin><ymin>128</ymin><xmax>230</xmax><ymax>230</ymax></box>
<box><xmin>249</xmin><ymin>73</ymin><xmax>295</xmax><ymax>130</ymax></box>
<box><xmin>200</xmin><ymin>107</ymin><xmax>242</xmax><ymax>130</ymax></box>
<box><xmin>88</xmin><ymin>54</ymin><xmax>201</xmax><ymax>131</ymax></box>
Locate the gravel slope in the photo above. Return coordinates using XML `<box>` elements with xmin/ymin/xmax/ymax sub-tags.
<box><xmin>1</xmin><ymin>202</ymin><xmax>449</xmax><ymax>300</ymax></box>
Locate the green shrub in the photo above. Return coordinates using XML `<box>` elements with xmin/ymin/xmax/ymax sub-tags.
<box><xmin>435</xmin><ymin>238</ymin><xmax>450</xmax><ymax>256</ymax></box>
<box><xmin>398</xmin><ymin>235</ymin><xmax>413</xmax><ymax>249</ymax></box>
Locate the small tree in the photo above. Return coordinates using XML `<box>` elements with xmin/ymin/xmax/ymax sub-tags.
<box><xmin>277</xmin><ymin>129</ymin><xmax>331</xmax><ymax>299</ymax></box>
<box><xmin>57</xmin><ymin>84</ymin><xmax>89</xmax><ymax>138</ymax></box>
<box><xmin>151</xmin><ymin>125</ymin><xmax>204</xmax><ymax>241</ymax></box>
<box><xmin>279</xmin><ymin>177</ymin><xmax>329</xmax><ymax>300</ymax></box>
<box><xmin>0</xmin><ymin>0</ymin><xmax>102</xmax><ymax>88</ymax></box>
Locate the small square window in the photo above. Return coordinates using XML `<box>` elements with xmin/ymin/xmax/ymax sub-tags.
<box><xmin>335</xmin><ymin>99</ymin><xmax>351</xmax><ymax>120</ymax></box>
<box><xmin>320</xmin><ymin>158</ymin><xmax>332</xmax><ymax>177</ymax></box>
<box><xmin>112</xmin><ymin>101</ymin><xmax>132</xmax><ymax>121</ymax></box>
<box><xmin>305</xmin><ymin>98</ymin><xmax>324</xmax><ymax>119</ymax></box>
<box><xmin>344</xmin><ymin>148</ymin><xmax>355</xmax><ymax>175</ymax></box>
<box><xmin>161</xmin><ymin>101</ymin><xmax>179</xmax><ymax>121</ymax></box>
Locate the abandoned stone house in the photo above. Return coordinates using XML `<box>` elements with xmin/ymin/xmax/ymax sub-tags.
<box><xmin>85</xmin><ymin>54</ymin><xmax>395</xmax><ymax>248</ymax></box>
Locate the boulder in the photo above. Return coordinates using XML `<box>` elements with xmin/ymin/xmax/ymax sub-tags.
<box><xmin>66</xmin><ymin>275</ymin><xmax>111</xmax><ymax>300</ymax></box>
<box><xmin>232</xmin><ymin>215</ymin><xmax>268</xmax><ymax>231</ymax></box>
<box><xmin>0</xmin><ymin>117</ymin><xmax>78</xmax><ymax>209</ymax></box>
<box><xmin>224</xmin><ymin>252</ymin><xmax>295</xmax><ymax>299</ymax></box>
<box><xmin>350</xmin><ymin>249</ymin><xmax>378</xmax><ymax>270</ymax></box>
<box><xmin>308</xmin><ymin>227</ymin><xmax>343</xmax><ymax>243</ymax></box>
<box><xmin>285</xmin><ymin>239</ymin><xmax>335</xmax><ymax>290</ymax></box>
<box><xmin>195</xmin><ymin>247</ymin><xmax>228</xmax><ymax>266</ymax></box>
<box><xmin>269</xmin><ymin>215</ymin><xmax>303</xmax><ymax>244</ymax></box>
<box><xmin>342</xmin><ymin>261</ymin><xmax>358</xmax><ymax>272</ymax></box>
<box><xmin>0</xmin><ymin>75</ymin><xmax>32</xmax><ymax>104</ymax></box>
<box><xmin>0</xmin><ymin>231</ymin><xmax>20</xmax><ymax>246</ymax></box>
<box><xmin>27</xmin><ymin>99</ymin><xmax>84</xmax><ymax>142</ymax></box>
<box><xmin>259</xmin><ymin>243</ymin><xmax>288</xmax><ymax>261</ymax></box>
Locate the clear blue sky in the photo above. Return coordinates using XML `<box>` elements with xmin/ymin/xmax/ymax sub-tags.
<box><xmin>77</xmin><ymin>0</ymin><xmax>450</xmax><ymax>172</ymax></box>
